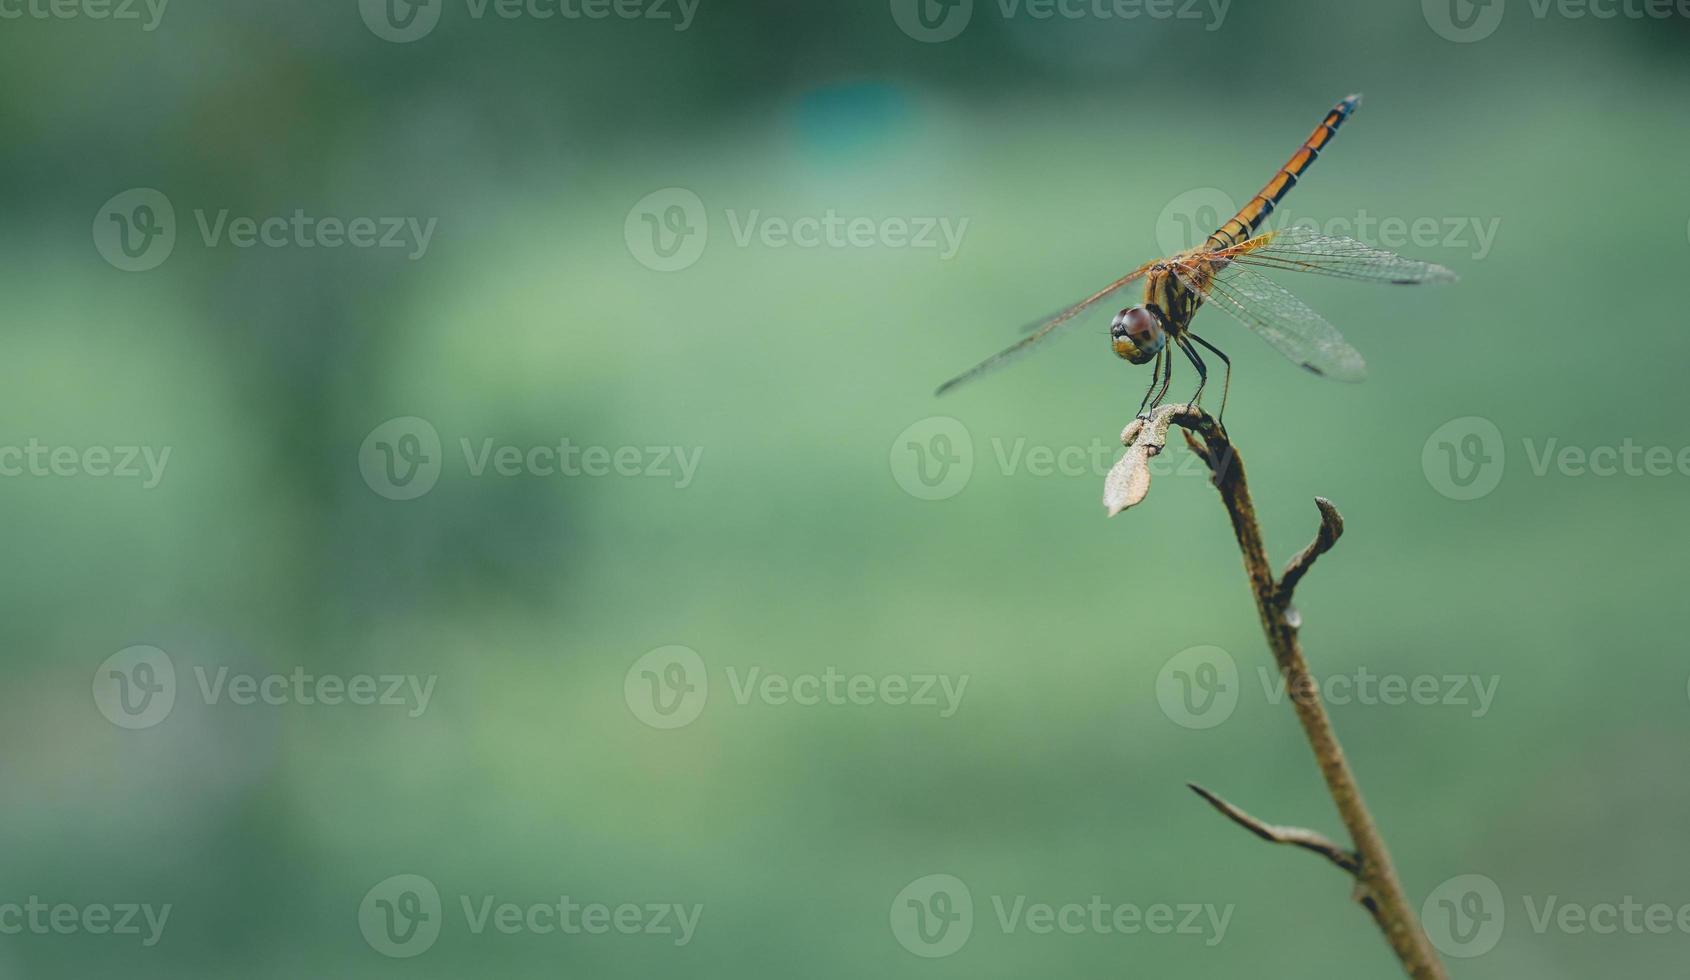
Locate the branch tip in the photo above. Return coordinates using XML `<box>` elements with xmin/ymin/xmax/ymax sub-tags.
<box><xmin>1313</xmin><ymin>496</ymin><xmax>1346</xmax><ymax>540</ymax></box>
<box><xmin>1276</xmin><ymin>497</ymin><xmax>1346</xmax><ymax>606</ymax></box>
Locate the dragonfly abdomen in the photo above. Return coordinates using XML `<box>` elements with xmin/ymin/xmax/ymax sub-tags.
<box><xmin>1204</xmin><ymin>94</ymin><xmax>1362</xmax><ymax>252</ymax></box>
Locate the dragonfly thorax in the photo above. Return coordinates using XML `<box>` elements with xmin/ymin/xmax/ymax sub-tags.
<box><xmin>1110</xmin><ymin>306</ymin><xmax>1166</xmax><ymax>365</ymax></box>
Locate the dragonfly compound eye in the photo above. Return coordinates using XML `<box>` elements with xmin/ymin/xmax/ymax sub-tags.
<box><xmin>1110</xmin><ymin>306</ymin><xmax>1166</xmax><ymax>365</ymax></box>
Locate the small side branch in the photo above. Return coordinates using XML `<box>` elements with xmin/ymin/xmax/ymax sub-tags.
<box><xmin>1277</xmin><ymin>497</ymin><xmax>1345</xmax><ymax>607</ymax></box>
<box><xmin>1187</xmin><ymin>783</ymin><xmax>1359</xmax><ymax>875</ymax></box>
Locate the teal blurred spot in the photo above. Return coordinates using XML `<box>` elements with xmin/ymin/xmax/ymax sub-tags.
<box><xmin>793</xmin><ymin>82</ymin><xmax>913</xmax><ymax>163</ymax></box>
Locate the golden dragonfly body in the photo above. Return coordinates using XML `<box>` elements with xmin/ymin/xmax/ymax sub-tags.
<box><xmin>936</xmin><ymin>95</ymin><xmax>1456</xmax><ymax>417</ymax></box>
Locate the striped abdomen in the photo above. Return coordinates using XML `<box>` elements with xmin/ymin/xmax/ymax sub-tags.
<box><xmin>1204</xmin><ymin>94</ymin><xmax>1362</xmax><ymax>252</ymax></box>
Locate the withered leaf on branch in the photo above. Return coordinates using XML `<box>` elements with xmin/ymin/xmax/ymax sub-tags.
<box><xmin>1103</xmin><ymin>403</ymin><xmax>1189</xmax><ymax>517</ymax></box>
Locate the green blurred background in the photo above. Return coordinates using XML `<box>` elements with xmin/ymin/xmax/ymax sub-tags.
<box><xmin>3</xmin><ymin>0</ymin><xmax>1689</xmax><ymax>976</ymax></box>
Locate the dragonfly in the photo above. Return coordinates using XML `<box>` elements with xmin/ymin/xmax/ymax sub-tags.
<box><xmin>935</xmin><ymin>94</ymin><xmax>1457</xmax><ymax>419</ymax></box>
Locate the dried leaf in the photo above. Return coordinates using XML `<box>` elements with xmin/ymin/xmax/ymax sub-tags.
<box><xmin>1103</xmin><ymin>403</ymin><xmax>1189</xmax><ymax>516</ymax></box>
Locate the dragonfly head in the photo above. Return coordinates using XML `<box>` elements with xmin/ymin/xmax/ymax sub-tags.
<box><xmin>1110</xmin><ymin>306</ymin><xmax>1166</xmax><ymax>365</ymax></box>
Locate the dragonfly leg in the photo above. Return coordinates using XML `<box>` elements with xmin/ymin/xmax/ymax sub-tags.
<box><xmin>1136</xmin><ymin>350</ymin><xmax>1165</xmax><ymax>417</ymax></box>
<box><xmin>1187</xmin><ymin>332</ymin><xmax>1232</xmax><ymax>424</ymax></box>
<box><xmin>1150</xmin><ymin>343</ymin><xmax>1175</xmax><ymax>411</ymax></box>
<box><xmin>1177</xmin><ymin>335</ymin><xmax>1208</xmax><ymax>411</ymax></box>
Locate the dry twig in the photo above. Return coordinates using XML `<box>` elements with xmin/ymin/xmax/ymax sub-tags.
<box><xmin>1107</xmin><ymin>403</ymin><xmax>1449</xmax><ymax>980</ymax></box>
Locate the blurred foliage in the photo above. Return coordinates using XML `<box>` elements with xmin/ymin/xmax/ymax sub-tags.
<box><xmin>2</xmin><ymin>1</ymin><xmax>1689</xmax><ymax>977</ymax></box>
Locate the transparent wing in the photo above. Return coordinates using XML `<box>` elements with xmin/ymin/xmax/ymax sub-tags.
<box><xmin>935</xmin><ymin>263</ymin><xmax>1152</xmax><ymax>396</ymax></box>
<box><xmin>1015</xmin><ymin>271</ymin><xmax>1146</xmax><ymax>333</ymax></box>
<box><xmin>1176</xmin><ymin>263</ymin><xmax>1368</xmax><ymax>382</ymax></box>
<box><xmin>1220</xmin><ymin>226</ymin><xmax>1458</xmax><ymax>285</ymax></box>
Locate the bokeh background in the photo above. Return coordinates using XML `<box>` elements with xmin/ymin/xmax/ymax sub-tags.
<box><xmin>3</xmin><ymin>0</ymin><xmax>1689</xmax><ymax>976</ymax></box>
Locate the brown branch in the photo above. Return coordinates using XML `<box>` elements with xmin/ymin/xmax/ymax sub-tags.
<box><xmin>1187</xmin><ymin>783</ymin><xmax>1359</xmax><ymax>875</ymax></box>
<box><xmin>1111</xmin><ymin>404</ymin><xmax>1449</xmax><ymax>980</ymax></box>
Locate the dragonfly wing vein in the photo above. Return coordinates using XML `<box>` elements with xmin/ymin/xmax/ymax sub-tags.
<box><xmin>1225</xmin><ymin>228</ymin><xmax>1457</xmax><ymax>285</ymax></box>
<box><xmin>935</xmin><ymin>263</ymin><xmax>1152</xmax><ymax>396</ymax></box>
<box><xmin>1177</xmin><ymin>263</ymin><xmax>1368</xmax><ymax>383</ymax></box>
